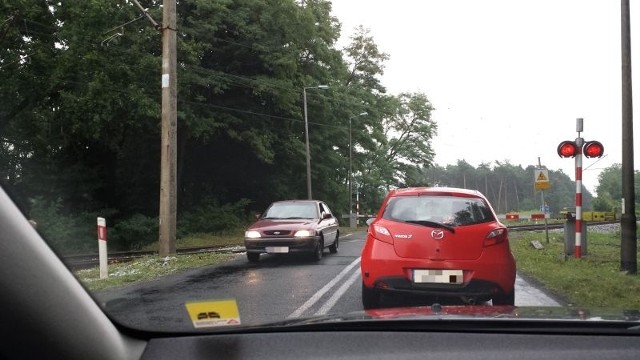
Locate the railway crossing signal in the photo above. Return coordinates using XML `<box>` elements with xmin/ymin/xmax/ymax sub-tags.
<box><xmin>557</xmin><ymin>141</ymin><xmax>579</xmax><ymax>158</ymax></box>
<box><xmin>556</xmin><ymin>118</ymin><xmax>605</xmax><ymax>259</ymax></box>
<box><xmin>583</xmin><ymin>141</ymin><xmax>605</xmax><ymax>158</ymax></box>
<box><xmin>557</xmin><ymin>140</ymin><xmax>604</xmax><ymax>158</ymax></box>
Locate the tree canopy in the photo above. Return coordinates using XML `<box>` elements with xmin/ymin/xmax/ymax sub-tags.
<box><xmin>0</xmin><ymin>0</ymin><xmax>604</xmax><ymax>252</ymax></box>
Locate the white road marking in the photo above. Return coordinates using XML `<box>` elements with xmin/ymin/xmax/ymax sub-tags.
<box><xmin>315</xmin><ymin>266</ymin><xmax>361</xmax><ymax>315</ymax></box>
<box><xmin>287</xmin><ymin>257</ymin><xmax>361</xmax><ymax>318</ymax></box>
<box><xmin>290</xmin><ymin>257</ymin><xmax>559</xmax><ymax>318</ymax></box>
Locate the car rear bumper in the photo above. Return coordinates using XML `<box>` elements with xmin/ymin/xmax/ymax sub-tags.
<box><xmin>367</xmin><ymin>277</ymin><xmax>507</xmax><ymax>303</ymax></box>
<box><xmin>361</xmin><ymin>237</ymin><xmax>516</xmax><ymax>299</ymax></box>
<box><xmin>244</xmin><ymin>236</ymin><xmax>320</xmax><ymax>253</ymax></box>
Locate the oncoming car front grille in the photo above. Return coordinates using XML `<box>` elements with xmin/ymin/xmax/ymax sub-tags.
<box><xmin>264</xmin><ymin>230</ymin><xmax>293</xmax><ymax>236</ymax></box>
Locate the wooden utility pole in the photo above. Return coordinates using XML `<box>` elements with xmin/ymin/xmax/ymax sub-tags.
<box><xmin>620</xmin><ymin>0</ymin><xmax>637</xmax><ymax>273</ymax></box>
<box><xmin>159</xmin><ymin>0</ymin><xmax>177</xmax><ymax>257</ymax></box>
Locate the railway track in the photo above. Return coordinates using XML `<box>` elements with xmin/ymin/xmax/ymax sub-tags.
<box><xmin>64</xmin><ymin>220</ymin><xmax>620</xmax><ymax>270</ymax></box>
<box><xmin>507</xmin><ymin>220</ymin><xmax>619</xmax><ymax>232</ymax></box>
<box><xmin>64</xmin><ymin>245</ymin><xmax>245</xmax><ymax>270</ymax></box>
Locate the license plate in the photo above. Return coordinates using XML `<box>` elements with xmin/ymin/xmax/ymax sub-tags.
<box><xmin>413</xmin><ymin>269</ymin><xmax>463</xmax><ymax>284</ymax></box>
<box><xmin>266</xmin><ymin>246</ymin><xmax>289</xmax><ymax>253</ymax></box>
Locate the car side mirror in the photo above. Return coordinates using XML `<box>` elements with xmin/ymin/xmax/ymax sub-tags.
<box><xmin>366</xmin><ymin>218</ymin><xmax>374</xmax><ymax>226</ymax></box>
<box><xmin>322</xmin><ymin>212</ymin><xmax>332</xmax><ymax>220</ymax></box>
<box><xmin>254</xmin><ymin>213</ymin><xmax>261</xmax><ymax>221</ymax></box>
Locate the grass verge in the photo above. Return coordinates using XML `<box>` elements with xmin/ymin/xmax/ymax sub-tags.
<box><xmin>75</xmin><ymin>252</ymin><xmax>235</xmax><ymax>292</ymax></box>
<box><xmin>511</xmin><ymin>229</ymin><xmax>640</xmax><ymax>308</ymax></box>
<box><xmin>142</xmin><ymin>231</ymin><xmax>246</xmax><ymax>251</ymax></box>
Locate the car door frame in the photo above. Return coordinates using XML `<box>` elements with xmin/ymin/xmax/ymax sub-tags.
<box><xmin>317</xmin><ymin>201</ymin><xmax>338</xmax><ymax>247</ymax></box>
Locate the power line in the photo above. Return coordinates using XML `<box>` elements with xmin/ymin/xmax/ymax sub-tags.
<box><xmin>5</xmin><ymin>72</ymin><xmax>349</xmax><ymax>135</ymax></box>
<box><xmin>178</xmin><ymin>99</ymin><xmax>348</xmax><ymax>130</ymax></box>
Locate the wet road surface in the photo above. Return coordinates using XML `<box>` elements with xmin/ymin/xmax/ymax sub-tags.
<box><xmin>96</xmin><ymin>231</ymin><xmax>560</xmax><ymax>332</ymax></box>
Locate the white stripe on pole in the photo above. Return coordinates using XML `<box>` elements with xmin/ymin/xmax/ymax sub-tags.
<box><xmin>575</xmin><ymin>158</ymin><xmax>583</xmax><ymax>259</ymax></box>
<box><xmin>97</xmin><ymin>217</ymin><xmax>108</xmax><ymax>279</ymax></box>
<box><xmin>574</xmin><ymin>118</ymin><xmax>584</xmax><ymax>259</ymax></box>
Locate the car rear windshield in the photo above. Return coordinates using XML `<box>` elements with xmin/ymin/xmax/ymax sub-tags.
<box><xmin>383</xmin><ymin>195</ymin><xmax>495</xmax><ymax>226</ymax></box>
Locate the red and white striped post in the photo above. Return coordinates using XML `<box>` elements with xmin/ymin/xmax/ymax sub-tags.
<box><xmin>97</xmin><ymin>217</ymin><xmax>108</xmax><ymax>279</ymax></box>
<box><xmin>356</xmin><ymin>186</ymin><xmax>360</xmax><ymax>227</ymax></box>
<box><xmin>574</xmin><ymin>118</ymin><xmax>584</xmax><ymax>259</ymax></box>
<box><xmin>557</xmin><ymin>118</ymin><xmax>604</xmax><ymax>259</ymax></box>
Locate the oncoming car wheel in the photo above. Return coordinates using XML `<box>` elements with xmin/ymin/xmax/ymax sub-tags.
<box><xmin>312</xmin><ymin>238</ymin><xmax>323</xmax><ymax>261</ymax></box>
<box><xmin>329</xmin><ymin>232</ymin><xmax>339</xmax><ymax>254</ymax></box>
<box><xmin>362</xmin><ymin>282</ymin><xmax>381</xmax><ymax>309</ymax></box>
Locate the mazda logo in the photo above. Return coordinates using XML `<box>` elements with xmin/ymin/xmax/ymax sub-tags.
<box><xmin>431</xmin><ymin>229</ymin><xmax>444</xmax><ymax>240</ymax></box>
<box><xmin>274</xmin><ymin>231</ymin><xmax>281</xmax><ymax>235</ymax></box>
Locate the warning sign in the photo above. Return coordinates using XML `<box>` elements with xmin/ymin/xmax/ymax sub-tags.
<box><xmin>185</xmin><ymin>299</ymin><xmax>241</xmax><ymax>328</ymax></box>
<box><xmin>534</xmin><ymin>169</ymin><xmax>550</xmax><ymax>190</ymax></box>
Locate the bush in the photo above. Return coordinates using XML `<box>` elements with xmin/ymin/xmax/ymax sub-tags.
<box><xmin>28</xmin><ymin>197</ymin><xmax>89</xmax><ymax>252</ymax></box>
<box><xmin>109</xmin><ymin>213</ymin><xmax>159</xmax><ymax>251</ymax></box>
<box><xmin>28</xmin><ymin>197</ymin><xmax>119</xmax><ymax>253</ymax></box>
<box><xmin>178</xmin><ymin>198</ymin><xmax>251</xmax><ymax>236</ymax></box>
<box><xmin>28</xmin><ymin>196</ymin><xmax>251</xmax><ymax>252</ymax></box>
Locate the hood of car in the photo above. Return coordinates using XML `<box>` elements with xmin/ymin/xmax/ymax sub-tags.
<box><xmin>265</xmin><ymin>305</ymin><xmax>640</xmax><ymax>326</ymax></box>
<box><xmin>362</xmin><ymin>305</ymin><xmax>640</xmax><ymax>321</ymax></box>
<box><xmin>248</xmin><ymin>218</ymin><xmax>317</xmax><ymax>231</ymax></box>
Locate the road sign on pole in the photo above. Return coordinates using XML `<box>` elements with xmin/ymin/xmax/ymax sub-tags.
<box><xmin>534</xmin><ymin>169</ymin><xmax>550</xmax><ymax>190</ymax></box>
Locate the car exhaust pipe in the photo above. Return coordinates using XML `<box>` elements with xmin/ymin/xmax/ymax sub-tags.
<box><xmin>461</xmin><ymin>296</ymin><xmax>477</xmax><ymax>305</ymax></box>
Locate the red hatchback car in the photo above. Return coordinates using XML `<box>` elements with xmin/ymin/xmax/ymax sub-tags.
<box><xmin>361</xmin><ymin>187</ymin><xmax>516</xmax><ymax>309</ymax></box>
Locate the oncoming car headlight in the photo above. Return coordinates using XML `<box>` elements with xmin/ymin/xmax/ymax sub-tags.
<box><xmin>245</xmin><ymin>230</ymin><xmax>261</xmax><ymax>239</ymax></box>
<box><xmin>294</xmin><ymin>229</ymin><xmax>314</xmax><ymax>237</ymax></box>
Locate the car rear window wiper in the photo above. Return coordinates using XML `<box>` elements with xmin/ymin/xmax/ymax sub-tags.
<box><xmin>404</xmin><ymin>220</ymin><xmax>456</xmax><ymax>233</ymax></box>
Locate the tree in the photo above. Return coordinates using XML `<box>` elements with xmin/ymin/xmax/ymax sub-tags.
<box><xmin>7</xmin><ymin>0</ymin><xmax>602</xmax><ymax>252</ymax></box>
<box><xmin>596</xmin><ymin>164</ymin><xmax>623</xmax><ymax>202</ymax></box>
<box><xmin>342</xmin><ymin>26</ymin><xmax>389</xmax><ymax>93</ymax></box>
<box><xmin>593</xmin><ymin>163</ymin><xmax>640</xmax><ymax>213</ymax></box>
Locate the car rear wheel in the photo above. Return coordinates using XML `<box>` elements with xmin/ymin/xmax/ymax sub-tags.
<box><xmin>247</xmin><ymin>252</ymin><xmax>260</xmax><ymax>263</ymax></box>
<box><xmin>362</xmin><ymin>282</ymin><xmax>381</xmax><ymax>309</ymax></box>
<box><xmin>328</xmin><ymin>232</ymin><xmax>339</xmax><ymax>254</ymax></box>
<box><xmin>492</xmin><ymin>290</ymin><xmax>515</xmax><ymax>306</ymax></box>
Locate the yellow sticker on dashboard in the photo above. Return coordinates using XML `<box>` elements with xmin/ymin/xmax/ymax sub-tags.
<box><xmin>185</xmin><ymin>299</ymin><xmax>241</xmax><ymax>328</ymax></box>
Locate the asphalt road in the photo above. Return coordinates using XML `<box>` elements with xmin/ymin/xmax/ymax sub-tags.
<box><xmin>96</xmin><ymin>231</ymin><xmax>560</xmax><ymax>332</ymax></box>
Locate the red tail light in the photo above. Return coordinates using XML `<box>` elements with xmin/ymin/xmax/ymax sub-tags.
<box><xmin>370</xmin><ymin>224</ymin><xmax>394</xmax><ymax>244</ymax></box>
<box><xmin>484</xmin><ymin>228</ymin><xmax>508</xmax><ymax>247</ymax></box>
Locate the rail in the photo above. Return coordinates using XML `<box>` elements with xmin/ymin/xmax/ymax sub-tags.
<box><xmin>64</xmin><ymin>245</ymin><xmax>245</xmax><ymax>270</ymax></box>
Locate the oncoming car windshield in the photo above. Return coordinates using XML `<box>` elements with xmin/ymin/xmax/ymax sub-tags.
<box><xmin>262</xmin><ymin>202</ymin><xmax>320</xmax><ymax>219</ymax></box>
<box><xmin>1</xmin><ymin>0</ymin><xmax>640</xmax><ymax>359</ymax></box>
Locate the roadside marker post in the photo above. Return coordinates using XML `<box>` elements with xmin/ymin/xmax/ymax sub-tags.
<box><xmin>97</xmin><ymin>217</ymin><xmax>108</xmax><ymax>279</ymax></box>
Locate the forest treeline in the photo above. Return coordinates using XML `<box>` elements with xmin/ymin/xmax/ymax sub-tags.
<box><xmin>1</xmin><ymin>1</ymin><xmax>632</xmax><ymax>252</ymax></box>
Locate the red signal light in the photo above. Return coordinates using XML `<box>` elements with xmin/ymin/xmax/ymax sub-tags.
<box><xmin>557</xmin><ymin>141</ymin><xmax>578</xmax><ymax>158</ymax></box>
<box><xmin>583</xmin><ymin>141</ymin><xmax>604</xmax><ymax>158</ymax></box>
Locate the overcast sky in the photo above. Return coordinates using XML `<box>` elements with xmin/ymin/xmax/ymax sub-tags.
<box><xmin>330</xmin><ymin>0</ymin><xmax>639</xmax><ymax>194</ymax></box>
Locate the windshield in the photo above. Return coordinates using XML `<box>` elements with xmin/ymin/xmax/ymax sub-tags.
<box><xmin>263</xmin><ymin>202</ymin><xmax>319</xmax><ymax>219</ymax></box>
<box><xmin>2</xmin><ymin>0</ymin><xmax>639</xmax><ymax>335</ymax></box>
